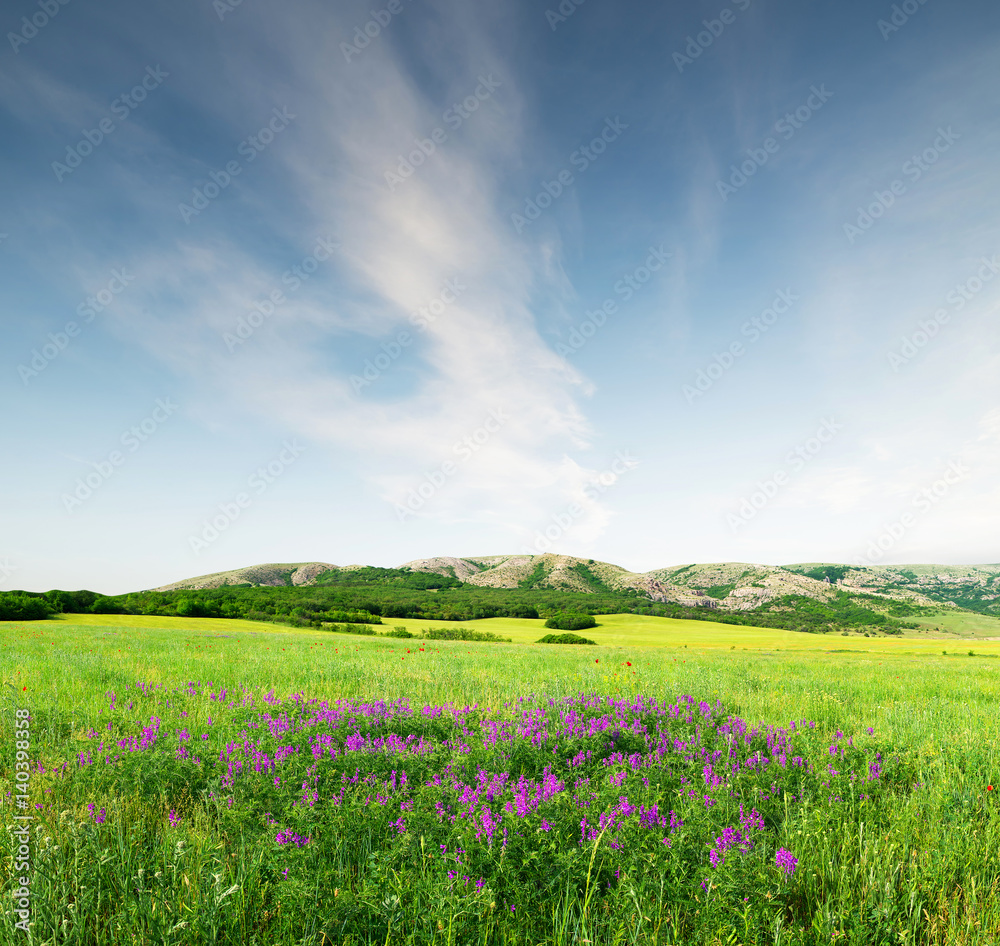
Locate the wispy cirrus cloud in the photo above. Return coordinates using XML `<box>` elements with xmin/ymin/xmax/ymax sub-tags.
<box><xmin>78</xmin><ymin>0</ymin><xmax>617</xmax><ymax>538</ymax></box>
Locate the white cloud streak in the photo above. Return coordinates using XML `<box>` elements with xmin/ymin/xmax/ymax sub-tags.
<box><xmin>81</xmin><ymin>0</ymin><xmax>623</xmax><ymax>540</ymax></box>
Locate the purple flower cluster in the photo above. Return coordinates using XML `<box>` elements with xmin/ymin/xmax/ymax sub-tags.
<box><xmin>275</xmin><ymin>830</ymin><xmax>310</xmax><ymax>847</ymax></box>
<box><xmin>775</xmin><ymin>848</ymin><xmax>798</xmax><ymax>877</ymax></box>
<box><xmin>63</xmin><ymin>684</ymin><xmax>896</xmax><ymax>896</ymax></box>
<box><xmin>708</xmin><ymin>805</ymin><xmax>765</xmax><ymax>868</ymax></box>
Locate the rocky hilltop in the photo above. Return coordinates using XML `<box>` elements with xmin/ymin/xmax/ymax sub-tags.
<box><xmin>396</xmin><ymin>555</ymin><xmax>984</xmax><ymax>611</ymax></box>
<box><xmin>153</xmin><ymin>555</ymin><xmax>1000</xmax><ymax>615</ymax></box>
<box><xmin>154</xmin><ymin>562</ymin><xmax>344</xmax><ymax>591</ymax></box>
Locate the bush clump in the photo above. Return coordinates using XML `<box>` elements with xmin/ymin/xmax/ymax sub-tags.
<box><xmin>536</xmin><ymin>632</ymin><xmax>597</xmax><ymax>645</ymax></box>
<box><xmin>544</xmin><ymin>611</ymin><xmax>597</xmax><ymax>631</ymax></box>
<box><xmin>323</xmin><ymin>623</ymin><xmax>377</xmax><ymax>636</ymax></box>
<box><xmin>386</xmin><ymin>626</ymin><xmax>415</xmax><ymax>638</ymax></box>
<box><xmin>421</xmin><ymin>627</ymin><xmax>511</xmax><ymax>643</ymax></box>
<box><xmin>0</xmin><ymin>592</ymin><xmax>53</xmax><ymax>621</ymax></box>
<box><xmin>325</xmin><ymin>610</ymin><xmax>383</xmax><ymax>625</ymax></box>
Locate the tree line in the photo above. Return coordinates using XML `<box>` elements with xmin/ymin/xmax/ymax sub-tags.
<box><xmin>0</xmin><ymin>578</ymin><xmax>920</xmax><ymax>636</ymax></box>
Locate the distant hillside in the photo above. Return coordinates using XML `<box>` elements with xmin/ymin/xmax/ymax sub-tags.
<box><xmin>153</xmin><ymin>554</ymin><xmax>1000</xmax><ymax>616</ymax></box>
<box><xmin>825</xmin><ymin>563</ymin><xmax>1000</xmax><ymax>615</ymax></box>
<box><xmin>398</xmin><ymin>555</ymin><xmax>1000</xmax><ymax>614</ymax></box>
<box><xmin>153</xmin><ymin>562</ymin><xmax>343</xmax><ymax>591</ymax></box>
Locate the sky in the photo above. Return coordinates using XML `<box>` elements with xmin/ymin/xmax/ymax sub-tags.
<box><xmin>1</xmin><ymin>0</ymin><xmax>999</xmax><ymax>594</ymax></box>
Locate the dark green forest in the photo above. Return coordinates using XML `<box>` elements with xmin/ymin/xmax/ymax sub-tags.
<box><xmin>0</xmin><ymin>564</ymin><xmax>924</xmax><ymax>635</ymax></box>
<box><xmin>544</xmin><ymin>611</ymin><xmax>599</xmax><ymax>631</ymax></box>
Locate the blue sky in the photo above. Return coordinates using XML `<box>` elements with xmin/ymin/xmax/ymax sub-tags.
<box><xmin>2</xmin><ymin>0</ymin><xmax>999</xmax><ymax>593</ymax></box>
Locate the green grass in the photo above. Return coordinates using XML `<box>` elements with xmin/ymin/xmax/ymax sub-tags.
<box><xmin>905</xmin><ymin>607</ymin><xmax>1000</xmax><ymax>639</ymax></box>
<box><xmin>2</xmin><ymin>614</ymin><xmax>999</xmax><ymax>944</ymax></box>
<box><xmin>335</xmin><ymin>611</ymin><xmax>999</xmax><ymax>655</ymax></box>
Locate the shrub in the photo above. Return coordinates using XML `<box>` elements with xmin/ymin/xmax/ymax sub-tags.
<box><xmin>544</xmin><ymin>611</ymin><xmax>597</xmax><ymax>631</ymax></box>
<box><xmin>507</xmin><ymin>604</ymin><xmax>540</xmax><ymax>619</ymax></box>
<box><xmin>0</xmin><ymin>592</ymin><xmax>53</xmax><ymax>621</ymax></box>
<box><xmin>323</xmin><ymin>623</ymin><xmax>376</xmax><ymax>636</ymax></box>
<box><xmin>420</xmin><ymin>627</ymin><xmax>511</xmax><ymax>643</ymax></box>
<box><xmin>325</xmin><ymin>610</ymin><xmax>383</xmax><ymax>625</ymax></box>
<box><xmin>536</xmin><ymin>632</ymin><xmax>596</xmax><ymax>645</ymax></box>
<box><xmin>386</xmin><ymin>627</ymin><xmax>415</xmax><ymax>638</ymax></box>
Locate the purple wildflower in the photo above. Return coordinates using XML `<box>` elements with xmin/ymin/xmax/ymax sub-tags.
<box><xmin>87</xmin><ymin>803</ymin><xmax>107</xmax><ymax>825</ymax></box>
<box><xmin>275</xmin><ymin>830</ymin><xmax>310</xmax><ymax>847</ymax></box>
<box><xmin>776</xmin><ymin>848</ymin><xmax>798</xmax><ymax>877</ymax></box>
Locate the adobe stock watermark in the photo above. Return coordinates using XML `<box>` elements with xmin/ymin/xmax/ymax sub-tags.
<box><xmin>7</xmin><ymin>0</ymin><xmax>72</xmax><ymax>54</ymax></box>
<box><xmin>179</xmin><ymin>107</ymin><xmax>296</xmax><ymax>224</ymax></box>
<box><xmin>52</xmin><ymin>66</ymin><xmax>169</xmax><ymax>182</ymax></box>
<box><xmin>350</xmin><ymin>278</ymin><xmax>466</xmax><ymax>393</ymax></box>
<box><xmin>556</xmin><ymin>245</ymin><xmax>671</xmax><ymax>356</ymax></box>
<box><xmin>727</xmin><ymin>417</ymin><xmax>843</xmax><ymax>532</ymax></box>
<box><xmin>852</xmin><ymin>459</ymin><xmax>969</xmax><ymax>565</ymax></box>
<box><xmin>384</xmin><ymin>75</ymin><xmax>502</xmax><ymax>191</ymax></box>
<box><xmin>842</xmin><ymin>127</ymin><xmax>959</xmax><ymax>244</ymax></box>
<box><xmin>672</xmin><ymin>0</ymin><xmax>752</xmax><ymax>73</ymax></box>
<box><xmin>878</xmin><ymin>0</ymin><xmax>931</xmax><ymax>40</ymax></box>
<box><xmin>61</xmin><ymin>399</ymin><xmax>178</xmax><ymax>513</ymax></box>
<box><xmin>213</xmin><ymin>0</ymin><xmax>246</xmax><ymax>20</ymax></box>
<box><xmin>0</xmin><ymin>557</ymin><xmax>18</xmax><ymax>586</ymax></box>
<box><xmin>222</xmin><ymin>236</ymin><xmax>340</xmax><ymax>352</ymax></box>
<box><xmin>521</xmin><ymin>450</ymin><xmax>640</xmax><ymax>555</ymax></box>
<box><xmin>340</xmin><ymin>0</ymin><xmax>415</xmax><ymax>63</ymax></box>
<box><xmin>888</xmin><ymin>253</ymin><xmax>1000</xmax><ymax>371</ymax></box>
<box><xmin>16</xmin><ymin>267</ymin><xmax>136</xmax><ymax>384</ymax></box>
<box><xmin>188</xmin><ymin>441</ymin><xmax>304</xmax><ymax>554</ymax></box>
<box><xmin>394</xmin><ymin>408</ymin><xmax>508</xmax><ymax>522</ymax></box>
<box><xmin>545</xmin><ymin>0</ymin><xmax>587</xmax><ymax>31</ymax></box>
<box><xmin>12</xmin><ymin>705</ymin><xmax>34</xmax><ymax>933</ymax></box>
<box><xmin>716</xmin><ymin>85</ymin><xmax>833</xmax><ymax>201</ymax></box>
<box><xmin>511</xmin><ymin>117</ymin><xmax>628</xmax><ymax>234</ymax></box>
<box><xmin>683</xmin><ymin>288</ymin><xmax>798</xmax><ymax>405</ymax></box>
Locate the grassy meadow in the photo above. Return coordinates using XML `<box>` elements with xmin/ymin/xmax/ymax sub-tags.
<box><xmin>2</xmin><ymin>612</ymin><xmax>999</xmax><ymax>944</ymax></box>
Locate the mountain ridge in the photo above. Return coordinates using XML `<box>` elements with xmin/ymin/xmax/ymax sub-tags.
<box><xmin>150</xmin><ymin>555</ymin><xmax>1000</xmax><ymax>615</ymax></box>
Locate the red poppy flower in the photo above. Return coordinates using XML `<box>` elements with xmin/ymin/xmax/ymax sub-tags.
<box><xmin>989</xmin><ymin>785</ymin><xmax>994</xmax><ymax>791</ymax></box>
<box><xmin>626</xmin><ymin>662</ymin><xmax>632</xmax><ymax>666</ymax></box>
